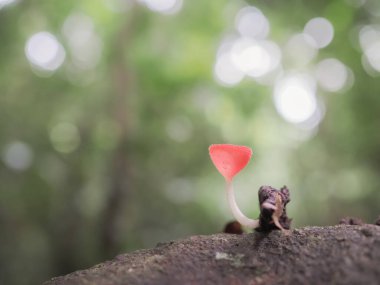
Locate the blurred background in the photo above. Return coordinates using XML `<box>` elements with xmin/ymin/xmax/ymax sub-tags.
<box><xmin>1</xmin><ymin>0</ymin><xmax>380</xmax><ymax>283</ymax></box>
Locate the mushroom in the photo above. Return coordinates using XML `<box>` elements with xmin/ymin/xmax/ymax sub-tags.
<box><xmin>209</xmin><ymin>144</ymin><xmax>259</xmax><ymax>229</ymax></box>
<box><xmin>209</xmin><ymin>144</ymin><xmax>289</xmax><ymax>232</ymax></box>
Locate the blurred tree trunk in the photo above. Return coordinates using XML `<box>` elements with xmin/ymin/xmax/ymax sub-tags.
<box><xmin>101</xmin><ymin>4</ymin><xmax>140</xmax><ymax>258</ymax></box>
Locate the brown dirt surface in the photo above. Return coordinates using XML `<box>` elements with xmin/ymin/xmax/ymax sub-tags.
<box><xmin>44</xmin><ymin>224</ymin><xmax>380</xmax><ymax>285</ymax></box>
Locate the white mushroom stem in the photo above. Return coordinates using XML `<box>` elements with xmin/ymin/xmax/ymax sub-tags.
<box><xmin>226</xmin><ymin>180</ymin><xmax>259</xmax><ymax>229</ymax></box>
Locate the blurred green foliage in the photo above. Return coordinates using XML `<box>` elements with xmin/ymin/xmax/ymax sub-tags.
<box><xmin>0</xmin><ymin>0</ymin><xmax>380</xmax><ymax>284</ymax></box>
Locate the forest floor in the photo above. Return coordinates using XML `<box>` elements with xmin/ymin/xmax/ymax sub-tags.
<box><xmin>44</xmin><ymin>223</ymin><xmax>380</xmax><ymax>285</ymax></box>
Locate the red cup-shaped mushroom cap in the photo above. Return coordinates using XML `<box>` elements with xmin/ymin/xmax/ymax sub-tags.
<box><xmin>209</xmin><ymin>144</ymin><xmax>252</xmax><ymax>182</ymax></box>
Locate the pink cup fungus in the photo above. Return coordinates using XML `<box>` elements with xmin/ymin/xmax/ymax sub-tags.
<box><xmin>209</xmin><ymin>144</ymin><xmax>259</xmax><ymax>229</ymax></box>
<box><xmin>209</xmin><ymin>144</ymin><xmax>289</xmax><ymax>232</ymax></box>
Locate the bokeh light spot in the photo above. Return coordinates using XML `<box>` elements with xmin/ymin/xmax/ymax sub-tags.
<box><xmin>214</xmin><ymin>52</ymin><xmax>244</xmax><ymax>86</ymax></box>
<box><xmin>345</xmin><ymin>0</ymin><xmax>366</xmax><ymax>8</ymax></box>
<box><xmin>274</xmin><ymin>74</ymin><xmax>317</xmax><ymax>124</ymax></box>
<box><xmin>316</xmin><ymin>58</ymin><xmax>349</xmax><ymax>92</ymax></box>
<box><xmin>359</xmin><ymin>25</ymin><xmax>380</xmax><ymax>74</ymax></box>
<box><xmin>2</xmin><ymin>141</ymin><xmax>34</xmax><ymax>171</ymax></box>
<box><xmin>231</xmin><ymin>38</ymin><xmax>270</xmax><ymax>76</ymax></box>
<box><xmin>235</xmin><ymin>6</ymin><xmax>270</xmax><ymax>39</ymax></box>
<box><xmin>62</xmin><ymin>12</ymin><xmax>102</xmax><ymax>70</ymax></box>
<box><xmin>214</xmin><ymin>36</ymin><xmax>281</xmax><ymax>86</ymax></box>
<box><xmin>25</xmin><ymin>32</ymin><xmax>66</xmax><ymax>72</ymax></box>
<box><xmin>49</xmin><ymin>123</ymin><xmax>81</xmax><ymax>153</ymax></box>
<box><xmin>0</xmin><ymin>0</ymin><xmax>16</xmax><ymax>9</ymax></box>
<box><xmin>364</xmin><ymin>0</ymin><xmax>380</xmax><ymax>17</ymax></box>
<box><xmin>284</xmin><ymin>33</ymin><xmax>318</xmax><ymax>66</ymax></box>
<box><xmin>304</xmin><ymin>17</ymin><xmax>334</xmax><ymax>49</ymax></box>
<box><xmin>139</xmin><ymin>0</ymin><xmax>183</xmax><ymax>14</ymax></box>
<box><xmin>231</xmin><ymin>37</ymin><xmax>281</xmax><ymax>79</ymax></box>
